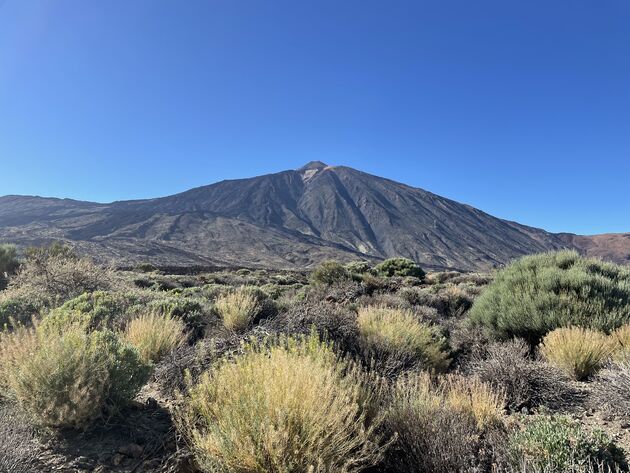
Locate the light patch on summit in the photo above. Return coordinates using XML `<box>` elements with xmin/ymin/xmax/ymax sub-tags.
<box><xmin>298</xmin><ymin>161</ymin><xmax>329</xmax><ymax>182</ymax></box>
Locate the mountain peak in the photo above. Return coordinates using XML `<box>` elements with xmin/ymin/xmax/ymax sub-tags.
<box><xmin>298</xmin><ymin>161</ymin><xmax>328</xmax><ymax>171</ymax></box>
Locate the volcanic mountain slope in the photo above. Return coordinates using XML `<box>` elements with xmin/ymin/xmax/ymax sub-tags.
<box><xmin>0</xmin><ymin>161</ymin><xmax>622</xmax><ymax>270</ymax></box>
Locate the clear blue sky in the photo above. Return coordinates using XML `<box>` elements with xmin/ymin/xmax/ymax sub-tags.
<box><xmin>0</xmin><ymin>1</ymin><xmax>628</xmax><ymax>235</ymax></box>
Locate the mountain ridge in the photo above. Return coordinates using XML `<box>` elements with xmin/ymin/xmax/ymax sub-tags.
<box><xmin>0</xmin><ymin>163</ymin><xmax>627</xmax><ymax>270</ymax></box>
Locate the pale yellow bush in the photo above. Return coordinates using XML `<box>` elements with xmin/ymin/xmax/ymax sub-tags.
<box><xmin>124</xmin><ymin>312</ymin><xmax>187</xmax><ymax>363</ymax></box>
<box><xmin>357</xmin><ymin>306</ymin><xmax>449</xmax><ymax>372</ymax></box>
<box><xmin>180</xmin><ymin>334</ymin><xmax>386</xmax><ymax>472</ymax></box>
<box><xmin>214</xmin><ymin>287</ymin><xmax>260</xmax><ymax>332</ymax></box>
<box><xmin>0</xmin><ymin>321</ymin><xmax>149</xmax><ymax>429</ymax></box>
<box><xmin>540</xmin><ymin>327</ymin><xmax>614</xmax><ymax>380</ymax></box>
<box><xmin>440</xmin><ymin>374</ymin><xmax>505</xmax><ymax>429</ymax></box>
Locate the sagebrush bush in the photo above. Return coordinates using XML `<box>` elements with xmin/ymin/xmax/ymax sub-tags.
<box><xmin>357</xmin><ymin>306</ymin><xmax>449</xmax><ymax>374</ymax></box>
<box><xmin>0</xmin><ymin>322</ymin><xmax>150</xmax><ymax>428</ymax></box>
<box><xmin>540</xmin><ymin>327</ymin><xmax>613</xmax><ymax>380</ymax></box>
<box><xmin>124</xmin><ymin>312</ymin><xmax>187</xmax><ymax>363</ymax></box>
<box><xmin>374</xmin><ymin>257</ymin><xmax>425</xmax><ymax>279</ymax></box>
<box><xmin>180</xmin><ymin>334</ymin><xmax>386</xmax><ymax>472</ymax></box>
<box><xmin>214</xmin><ymin>287</ymin><xmax>260</xmax><ymax>332</ymax></box>
<box><xmin>310</xmin><ymin>260</ymin><xmax>351</xmax><ymax>285</ymax></box>
<box><xmin>509</xmin><ymin>414</ymin><xmax>627</xmax><ymax>472</ymax></box>
<box><xmin>468</xmin><ymin>251</ymin><xmax>630</xmax><ymax>343</ymax></box>
<box><xmin>384</xmin><ymin>372</ymin><xmax>504</xmax><ymax>472</ymax></box>
<box><xmin>468</xmin><ymin>339</ymin><xmax>572</xmax><ymax>411</ymax></box>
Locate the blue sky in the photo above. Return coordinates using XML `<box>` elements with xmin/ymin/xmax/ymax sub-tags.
<box><xmin>0</xmin><ymin>0</ymin><xmax>628</xmax><ymax>235</ymax></box>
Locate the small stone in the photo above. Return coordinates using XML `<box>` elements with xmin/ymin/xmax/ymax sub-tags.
<box><xmin>621</xmin><ymin>422</ymin><xmax>630</xmax><ymax>429</ymax></box>
<box><xmin>112</xmin><ymin>454</ymin><xmax>125</xmax><ymax>466</ymax></box>
<box><xmin>520</xmin><ymin>407</ymin><xmax>529</xmax><ymax>415</ymax></box>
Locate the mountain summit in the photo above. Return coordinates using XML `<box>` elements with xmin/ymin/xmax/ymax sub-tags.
<box><xmin>0</xmin><ymin>164</ymin><xmax>627</xmax><ymax>270</ymax></box>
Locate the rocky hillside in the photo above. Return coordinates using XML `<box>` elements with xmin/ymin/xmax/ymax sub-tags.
<box><xmin>0</xmin><ymin>162</ymin><xmax>625</xmax><ymax>270</ymax></box>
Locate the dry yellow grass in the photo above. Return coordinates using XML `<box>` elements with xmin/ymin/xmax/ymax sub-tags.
<box><xmin>357</xmin><ymin>305</ymin><xmax>449</xmax><ymax>371</ymax></box>
<box><xmin>124</xmin><ymin>312</ymin><xmax>187</xmax><ymax>363</ymax></box>
<box><xmin>540</xmin><ymin>327</ymin><xmax>614</xmax><ymax>380</ymax></box>
<box><xmin>180</xmin><ymin>334</ymin><xmax>385</xmax><ymax>472</ymax></box>
<box><xmin>440</xmin><ymin>374</ymin><xmax>505</xmax><ymax>429</ymax></box>
<box><xmin>610</xmin><ymin>324</ymin><xmax>630</xmax><ymax>361</ymax></box>
<box><xmin>214</xmin><ymin>287</ymin><xmax>260</xmax><ymax>332</ymax></box>
<box><xmin>390</xmin><ymin>371</ymin><xmax>504</xmax><ymax>429</ymax></box>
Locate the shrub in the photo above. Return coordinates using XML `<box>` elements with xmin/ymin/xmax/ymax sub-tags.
<box><xmin>0</xmin><ymin>244</ymin><xmax>20</xmax><ymax>290</ymax></box>
<box><xmin>468</xmin><ymin>251</ymin><xmax>630</xmax><ymax>343</ymax></box>
<box><xmin>180</xmin><ymin>334</ymin><xmax>386</xmax><ymax>472</ymax></box>
<box><xmin>269</xmin><ymin>300</ymin><xmax>360</xmax><ymax>355</ymax></box>
<box><xmin>0</xmin><ymin>323</ymin><xmax>150</xmax><ymax>429</ymax></box>
<box><xmin>509</xmin><ymin>414</ymin><xmax>627</xmax><ymax>472</ymax></box>
<box><xmin>310</xmin><ymin>260</ymin><xmax>351</xmax><ymax>285</ymax></box>
<box><xmin>385</xmin><ymin>372</ymin><xmax>504</xmax><ymax>473</ymax></box>
<box><xmin>540</xmin><ymin>327</ymin><xmax>613</xmax><ymax>380</ymax></box>
<box><xmin>440</xmin><ymin>374</ymin><xmax>505</xmax><ymax>429</ymax></box>
<box><xmin>345</xmin><ymin>260</ymin><xmax>372</xmax><ymax>275</ymax></box>
<box><xmin>42</xmin><ymin>290</ymin><xmax>141</xmax><ymax>332</ymax></box>
<box><xmin>468</xmin><ymin>339</ymin><xmax>573</xmax><ymax>412</ymax></box>
<box><xmin>124</xmin><ymin>312</ymin><xmax>187</xmax><ymax>363</ymax></box>
<box><xmin>8</xmin><ymin>243</ymin><xmax>116</xmax><ymax>307</ymax></box>
<box><xmin>0</xmin><ymin>289</ymin><xmax>45</xmax><ymax>330</ymax></box>
<box><xmin>374</xmin><ymin>258</ymin><xmax>425</xmax><ymax>279</ymax></box>
<box><xmin>357</xmin><ymin>306</ymin><xmax>449</xmax><ymax>375</ymax></box>
<box><xmin>214</xmin><ymin>287</ymin><xmax>260</xmax><ymax>332</ymax></box>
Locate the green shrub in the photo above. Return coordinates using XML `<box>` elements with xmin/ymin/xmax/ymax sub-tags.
<box><xmin>0</xmin><ymin>244</ymin><xmax>19</xmax><ymax>290</ymax></box>
<box><xmin>540</xmin><ymin>327</ymin><xmax>613</xmax><ymax>381</ymax></box>
<box><xmin>357</xmin><ymin>306</ymin><xmax>449</xmax><ymax>374</ymax></box>
<box><xmin>345</xmin><ymin>260</ymin><xmax>372</xmax><ymax>275</ymax></box>
<box><xmin>0</xmin><ymin>323</ymin><xmax>150</xmax><ymax>428</ymax></box>
<box><xmin>509</xmin><ymin>414</ymin><xmax>627</xmax><ymax>472</ymax></box>
<box><xmin>374</xmin><ymin>258</ymin><xmax>425</xmax><ymax>279</ymax></box>
<box><xmin>180</xmin><ymin>334</ymin><xmax>386</xmax><ymax>472</ymax></box>
<box><xmin>468</xmin><ymin>251</ymin><xmax>630</xmax><ymax>343</ymax></box>
<box><xmin>310</xmin><ymin>260</ymin><xmax>351</xmax><ymax>285</ymax></box>
<box><xmin>45</xmin><ymin>291</ymin><xmax>140</xmax><ymax>329</ymax></box>
<box><xmin>0</xmin><ymin>290</ymin><xmax>45</xmax><ymax>330</ymax></box>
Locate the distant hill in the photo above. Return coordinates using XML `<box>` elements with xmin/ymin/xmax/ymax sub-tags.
<box><xmin>0</xmin><ymin>162</ymin><xmax>626</xmax><ymax>270</ymax></box>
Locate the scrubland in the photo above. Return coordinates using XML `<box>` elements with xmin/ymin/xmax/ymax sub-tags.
<box><xmin>1</xmin><ymin>245</ymin><xmax>630</xmax><ymax>472</ymax></box>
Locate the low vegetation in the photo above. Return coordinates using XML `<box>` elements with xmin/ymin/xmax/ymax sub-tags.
<box><xmin>508</xmin><ymin>414</ymin><xmax>627</xmax><ymax>472</ymax></box>
<box><xmin>357</xmin><ymin>305</ymin><xmax>449</xmax><ymax>374</ymax></box>
<box><xmin>180</xmin><ymin>334</ymin><xmax>386</xmax><ymax>473</ymax></box>
<box><xmin>214</xmin><ymin>287</ymin><xmax>260</xmax><ymax>332</ymax></box>
<box><xmin>469</xmin><ymin>250</ymin><xmax>630</xmax><ymax>343</ymax></box>
<box><xmin>540</xmin><ymin>327</ymin><xmax>614</xmax><ymax>380</ymax></box>
<box><xmin>0</xmin><ymin>322</ymin><xmax>150</xmax><ymax>428</ymax></box>
<box><xmin>124</xmin><ymin>312</ymin><xmax>187</xmax><ymax>363</ymax></box>
<box><xmin>1</xmin><ymin>244</ymin><xmax>629</xmax><ymax>472</ymax></box>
